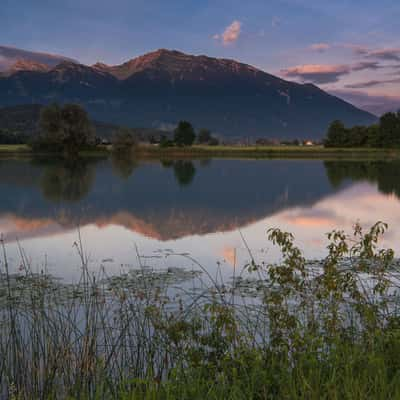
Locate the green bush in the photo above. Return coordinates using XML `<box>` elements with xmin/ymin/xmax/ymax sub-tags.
<box><xmin>1</xmin><ymin>222</ymin><xmax>400</xmax><ymax>399</ymax></box>
<box><xmin>112</xmin><ymin>128</ymin><xmax>137</xmax><ymax>153</ymax></box>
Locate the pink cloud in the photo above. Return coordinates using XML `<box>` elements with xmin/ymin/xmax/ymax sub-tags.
<box><xmin>214</xmin><ymin>20</ymin><xmax>242</xmax><ymax>46</ymax></box>
<box><xmin>281</xmin><ymin>61</ymin><xmax>385</xmax><ymax>85</ymax></box>
<box><xmin>281</xmin><ymin>64</ymin><xmax>351</xmax><ymax>84</ymax></box>
<box><xmin>310</xmin><ymin>43</ymin><xmax>331</xmax><ymax>52</ymax></box>
<box><xmin>364</xmin><ymin>48</ymin><xmax>400</xmax><ymax>61</ymax></box>
<box><xmin>329</xmin><ymin>89</ymin><xmax>400</xmax><ymax>116</ymax></box>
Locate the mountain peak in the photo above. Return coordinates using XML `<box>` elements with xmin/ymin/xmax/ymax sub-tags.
<box><xmin>0</xmin><ymin>46</ymin><xmax>376</xmax><ymax>139</ymax></box>
<box><xmin>0</xmin><ymin>45</ymin><xmax>77</xmax><ymax>72</ymax></box>
<box><xmin>2</xmin><ymin>59</ymin><xmax>51</xmax><ymax>76</ymax></box>
<box><xmin>93</xmin><ymin>48</ymin><xmax>263</xmax><ymax>81</ymax></box>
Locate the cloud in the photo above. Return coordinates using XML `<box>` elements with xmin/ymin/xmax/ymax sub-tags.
<box><xmin>351</xmin><ymin>61</ymin><xmax>382</xmax><ymax>71</ymax></box>
<box><xmin>365</xmin><ymin>48</ymin><xmax>400</xmax><ymax>61</ymax></box>
<box><xmin>345</xmin><ymin>77</ymin><xmax>400</xmax><ymax>89</ymax></box>
<box><xmin>310</xmin><ymin>43</ymin><xmax>331</xmax><ymax>52</ymax></box>
<box><xmin>258</xmin><ymin>29</ymin><xmax>266</xmax><ymax>37</ymax></box>
<box><xmin>214</xmin><ymin>20</ymin><xmax>242</xmax><ymax>46</ymax></box>
<box><xmin>0</xmin><ymin>55</ymin><xmax>14</xmax><ymax>71</ymax></box>
<box><xmin>330</xmin><ymin>89</ymin><xmax>400</xmax><ymax>116</ymax></box>
<box><xmin>347</xmin><ymin>44</ymin><xmax>370</xmax><ymax>55</ymax></box>
<box><xmin>271</xmin><ymin>16</ymin><xmax>281</xmax><ymax>28</ymax></box>
<box><xmin>281</xmin><ymin>64</ymin><xmax>351</xmax><ymax>84</ymax></box>
<box><xmin>0</xmin><ymin>46</ymin><xmax>76</xmax><ymax>72</ymax></box>
<box><xmin>281</xmin><ymin>61</ymin><xmax>385</xmax><ymax>84</ymax></box>
<box><xmin>348</xmin><ymin>45</ymin><xmax>400</xmax><ymax>61</ymax></box>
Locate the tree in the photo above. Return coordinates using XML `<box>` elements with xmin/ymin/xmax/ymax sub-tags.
<box><xmin>37</xmin><ymin>103</ymin><xmax>94</xmax><ymax>155</ymax></box>
<box><xmin>60</xmin><ymin>104</ymin><xmax>94</xmax><ymax>154</ymax></box>
<box><xmin>324</xmin><ymin>120</ymin><xmax>348</xmax><ymax>148</ymax></box>
<box><xmin>39</xmin><ymin>103</ymin><xmax>62</xmax><ymax>140</ymax></box>
<box><xmin>366</xmin><ymin>124</ymin><xmax>380</xmax><ymax>147</ymax></box>
<box><xmin>197</xmin><ymin>129</ymin><xmax>212</xmax><ymax>144</ymax></box>
<box><xmin>347</xmin><ymin>126</ymin><xmax>368</xmax><ymax>147</ymax></box>
<box><xmin>379</xmin><ymin>112</ymin><xmax>400</xmax><ymax>147</ymax></box>
<box><xmin>112</xmin><ymin>128</ymin><xmax>137</xmax><ymax>153</ymax></box>
<box><xmin>208</xmin><ymin>137</ymin><xmax>219</xmax><ymax>146</ymax></box>
<box><xmin>174</xmin><ymin>121</ymin><xmax>196</xmax><ymax>146</ymax></box>
<box><xmin>159</xmin><ymin>134</ymin><xmax>174</xmax><ymax>148</ymax></box>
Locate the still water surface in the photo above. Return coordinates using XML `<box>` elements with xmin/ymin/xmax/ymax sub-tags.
<box><xmin>1</xmin><ymin>157</ymin><xmax>399</xmax><ymax>281</ymax></box>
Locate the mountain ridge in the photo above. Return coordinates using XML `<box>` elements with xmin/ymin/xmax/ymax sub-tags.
<box><xmin>0</xmin><ymin>47</ymin><xmax>376</xmax><ymax>139</ymax></box>
<box><xmin>0</xmin><ymin>46</ymin><xmax>77</xmax><ymax>72</ymax></box>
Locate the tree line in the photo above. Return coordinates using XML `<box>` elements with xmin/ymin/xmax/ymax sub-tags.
<box><xmin>153</xmin><ymin>121</ymin><xmax>219</xmax><ymax>148</ymax></box>
<box><xmin>0</xmin><ymin>103</ymin><xmax>220</xmax><ymax>155</ymax></box>
<box><xmin>0</xmin><ymin>130</ymin><xmax>29</xmax><ymax>144</ymax></box>
<box><xmin>325</xmin><ymin>111</ymin><xmax>400</xmax><ymax>148</ymax></box>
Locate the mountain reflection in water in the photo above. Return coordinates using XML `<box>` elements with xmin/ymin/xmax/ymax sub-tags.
<box><xmin>1</xmin><ymin>157</ymin><xmax>400</xmax><ymax>279</ymax></box>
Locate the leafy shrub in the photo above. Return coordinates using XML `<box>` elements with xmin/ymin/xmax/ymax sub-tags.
<box><xmin>1</xmin><ymin>222</ymin><xmax>400</xmax><ymax>399</ymax></box>
<box><xmin>112</xmin><ymin>128</ymin><xmax>137</xmax><ymax>153</ymax></box>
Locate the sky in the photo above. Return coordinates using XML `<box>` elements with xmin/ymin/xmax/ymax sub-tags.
<box><xmin>1</xmin><ymin>0</ymin><xmax>400</xmax><ymax>114</ymax></box>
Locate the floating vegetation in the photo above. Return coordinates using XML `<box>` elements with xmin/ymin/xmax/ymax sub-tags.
<box><xmin>0</xmin><ymin>222</ymin><xmax>400</xmax><ymax>399</ymax></box>
<box><xmin>104</xmin><ymin>267</ymin><xmax>202</xmax><ymax>292</ymax></box>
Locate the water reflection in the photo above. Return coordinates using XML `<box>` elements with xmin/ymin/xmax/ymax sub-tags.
<box><xmin>111</xmin><ymin>153</ymin><xmax>138</xmax><ymax>180</ymax></box>
<box><xmin>38</xmin><ymin>158</ymin><xmax>97</xmax><ymax>202</ymax></box>
<box><xmin>0</xmin><ymin>158</ymin><xmax>336</xmax><ymax>240</ymax></box>
<box><xmin>161</xmin><ymin>160</ymin><xmax>197</xmax><ymax>186</ymax></box>
<box><xmin>325</xmin><ymin>161</ymin><xmax>400</xmax><ymax>198</ymax></box>
<box><xmin>0</xmin><ymin>157</ymin><xmax>400</xmax><ymax>280</ymax></box>
<box><xmin>173</xmin><ymin>161</ymin><xmax>196</xmax><ymax>186</ymax></box>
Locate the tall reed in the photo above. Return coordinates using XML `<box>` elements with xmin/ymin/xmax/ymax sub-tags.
<box><xmin>0</xmin><ymin>222</ymin><xmax>399</xmax><ymax>399</ymax></box>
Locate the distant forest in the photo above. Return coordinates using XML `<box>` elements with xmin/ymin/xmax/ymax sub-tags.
<box><xmin>0</xmin><ymin>104</ymin><xmax>170</xmax><ymax>145</ymax></box>
<box><xmin>325</xmin><ymin>111</ymin><xmax>400</xmax><ymax>148</ymax></box>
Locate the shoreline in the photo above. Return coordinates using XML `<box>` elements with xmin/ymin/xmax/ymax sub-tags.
<box><xmin>1</xmin><ymin>143</ymin><xmax>400</xmax><ymax>160</ymax></box>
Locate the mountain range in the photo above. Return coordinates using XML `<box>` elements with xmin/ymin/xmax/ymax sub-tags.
<box><xmin>0</xmin><ymin>47</ymin><xmax>376</xmax><ymax>139</ymax></box>
<box><xmin>0</xmin><ymin>46</ymin><xmax>76</xmax><ymax>72</ymax></box>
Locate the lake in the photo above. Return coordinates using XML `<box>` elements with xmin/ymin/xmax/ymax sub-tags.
<box><xmin>1</xmin><ymin>156</ymin><xmax>400</xmax><ymax>281</ymax></box>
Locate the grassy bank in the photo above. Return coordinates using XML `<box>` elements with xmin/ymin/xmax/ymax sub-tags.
<box><xmin>1</xmin><ymin>223</ymin><xmax>400</xmax><ymax>399</ymax></box>
<box><xmin>0</xmin><ymin>144</ymin><xmax>31</xmax><ymax>154</ymax></box>
<box><xmin>2</xmin><ymin>143</ymin><xmax>400</xmax><ymax>160</ymax></box>
<box><xmin>0</xmin><ymin>144</ymin><xmax>109</xmax><ymax>158</ymax></box>
<box><xmin>134</xmin><ymin>144</ymin><xmax>400</xmax><ymax>159</ymax></box>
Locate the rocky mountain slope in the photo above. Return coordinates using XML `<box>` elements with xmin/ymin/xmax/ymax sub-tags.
<box><xmin>0</xmin><ymin>48</ymin><xmax>376</xmax><ymax>138</ymax></box>
<box><xmin>0</xmin><ymin>46</ymin><xmax>76</xmax><ymax>72</ymax></box>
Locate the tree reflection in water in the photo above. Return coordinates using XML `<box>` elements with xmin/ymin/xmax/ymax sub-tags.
<box><xmin>324</xmin><ymin>160</ymin><xmax>400</xmax><ymax>199</ymax></box>
<box><xmin>160</xmin><ymin>159</ymin><xmax>197</xmax><ymax>187</ymax></box>
<box><xmin>38</xmin><ymin>158</ymin><xmax>97</xmax><ymax>203</ymax></box>
<box><xmin>173</xmin><ymin>161</ymin><xmax>196</xmax><ymax>186</ymax></box>
<box><xmin>111</xmin><ymin>152</ymin><xmax>138</xmax><ymax>180</ymax></box>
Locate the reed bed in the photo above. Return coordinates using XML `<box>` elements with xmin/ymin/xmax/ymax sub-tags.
<box><xmin>1</xmin><ymin>223</ymin><xmax>400</xmax><ymax>399</ymax></box>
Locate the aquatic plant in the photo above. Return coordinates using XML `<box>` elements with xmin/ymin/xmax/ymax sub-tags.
<box><xmin>0</xmin><ymin>223</ymin><xmax>400</xmax><ymax>399</ymax></box>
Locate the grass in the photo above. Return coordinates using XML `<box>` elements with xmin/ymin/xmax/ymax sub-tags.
<box><xmin>0</xmin><ymin>144</ymin><xmax>31</xmax><ymax>153</ymax></box>
<box><xmin>1</xmin><ymin>223</ymin><xmax>400</xmax><ymax>399</ymax></box>
<box><xmin>134</xmin><ymin>144</ymin><xmax>400</xmax><ymax>159</ymax></box>
<box><xmin>0</xmin><ymin>144</ymin><xmax>109</xmax><ymax>158</ymax></box>
<box><xmin>1</xmin><ymin>143</ymin><xmax>400</xmax><ymax>160</ymax></box>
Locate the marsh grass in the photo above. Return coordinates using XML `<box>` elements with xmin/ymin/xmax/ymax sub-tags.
<box><xmin>1</xmin><ymin>223</ymin><xmax>400</xmax><ymax>399</ymax></box>
<box><xmin>134</xmin><ymin>144</ymin><xmax>400</xmax><ymax>160</ymax></box>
